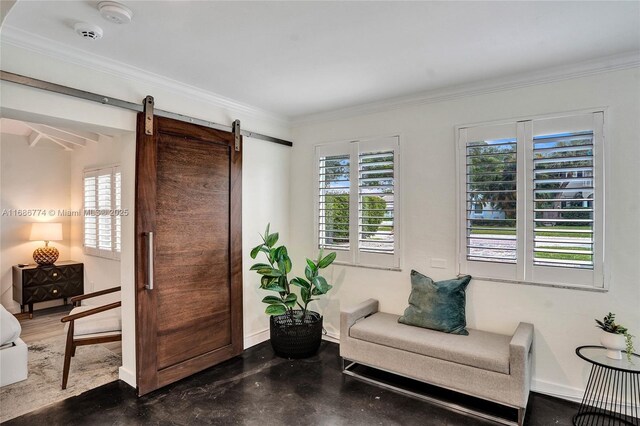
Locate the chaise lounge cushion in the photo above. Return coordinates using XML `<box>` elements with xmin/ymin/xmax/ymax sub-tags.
<box><xmin>350</xmin><ymin>312</ymin><xmax>511</xmax><ymax>374</ymax></box>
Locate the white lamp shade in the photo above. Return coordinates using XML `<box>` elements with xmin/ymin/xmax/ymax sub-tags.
<box><xmin>29</xmin><ymin>222</ymin><xmax>63</xmax><ymax>242</ymax></box>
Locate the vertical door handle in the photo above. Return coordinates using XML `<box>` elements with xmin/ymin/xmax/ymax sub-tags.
<box><xmin>145</xmin><ymin>231</ymin><xmax>154</xmax><ymax>290</ymax></box>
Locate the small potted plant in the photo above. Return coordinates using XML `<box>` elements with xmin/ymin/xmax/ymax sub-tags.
<box><xmin>595</xmin><ymin>312</ymin><xmax>635</xmax><ymax>361</ymax></box>
<box><xmin>250</xmin><ymin>224</ymin><xmax>336</xmax><ymax>358</ymax></box>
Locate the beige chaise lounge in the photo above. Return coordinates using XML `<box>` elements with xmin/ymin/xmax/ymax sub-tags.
<box><xmin>340</xmin><ymin>299</ymin><xmax>533</xmax><ymax>426</ymax></box>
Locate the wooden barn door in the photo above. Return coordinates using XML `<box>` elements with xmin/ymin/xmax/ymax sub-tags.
<box><xmin>135</xmin><ymin>114</ymin><xmax>243</xmax><ymax>396</ymax></box>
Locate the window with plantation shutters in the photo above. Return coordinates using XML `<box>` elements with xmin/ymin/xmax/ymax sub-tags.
<box><xmin>457</xmin><ymin>112</ymin><xmax>604</xmax><ymax>289</ymax></box>
<box><xmin>316</xmin><ymin>136</ymin><xmax>400</xmax><ymax>269</ymax></box>
<box><xmin>84</xmin><ymin>165</ymin><xmax>121</xmax><ymax>260</ymax></box>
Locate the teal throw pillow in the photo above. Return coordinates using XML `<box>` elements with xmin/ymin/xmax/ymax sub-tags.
<box><xmin>398</xmin><ymin>270</ymin><xmax>472</xmax><ymax>335</ymax></box>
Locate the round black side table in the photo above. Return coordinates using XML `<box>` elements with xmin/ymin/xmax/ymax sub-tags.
<box><xmin>574</xmin><ymin>345</ymin><xmax>640</xmax><ymax>426</ymax></box>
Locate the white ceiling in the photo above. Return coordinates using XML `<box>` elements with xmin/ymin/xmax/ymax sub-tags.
<box><xmin>2</xmin><ymin>1</ymin><xmax>639</xmax><ymax>119</ymax></box>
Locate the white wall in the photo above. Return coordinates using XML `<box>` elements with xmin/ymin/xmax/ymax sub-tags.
<box><xmin>289</xmin><ymin>67</ymin><xmax>640</xmax><ymax>401</ymax></box>
<box><xmin>1</xmin><ymin>40</ymin><xmax>292</xmax><ymax>388</ymax></box>
<box><xmin>0</xmin><ymin>133</ymin><xmax>72</xmax><ymax>311</ymax></box>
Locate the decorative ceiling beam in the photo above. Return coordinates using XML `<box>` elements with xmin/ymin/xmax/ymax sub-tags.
<box><xmin>44</xmin><ymin>136</ymin><xmax>74</xmax><ymax>151</ymax></box>
<box><xmin>42</xmin><ymin>125</ymin><xmax>100</xmax><ymax>144</ymax></box>
<box><xmin>23</xmin><ymin>122</ymin><xmax>86</xmax><ymax>147</ymax></box>
<box><xmin>28</xmin><ymin>131</ymin><xmax>43</xmax><ymax>147</ymax></box>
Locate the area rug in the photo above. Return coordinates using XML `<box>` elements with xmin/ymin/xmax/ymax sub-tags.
<box><xmin>0</xmin><ymin>335</ymin><xmax>121</xmax><ymax>422</ymax></box>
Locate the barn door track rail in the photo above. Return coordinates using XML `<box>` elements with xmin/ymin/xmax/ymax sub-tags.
<box><xmin>1</xmin><ymin>70</ymin><xmax>293</xmax><ymax>147</ymax></box>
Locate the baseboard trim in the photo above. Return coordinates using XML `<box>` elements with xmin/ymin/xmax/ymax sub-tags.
<box><xmin>118</xmin><ymin>366</ymin><xmax>136</xmax><ymax>388</ymax></box>
<box><xmin>531</xmin><ymin>378</ymin><xmax>583</xmax><ymax>404</ymax></box>
<box><xmin>322</xmin><ymin>332</ymin><xmax>340</xmax><ymax>344</ymax></box>
<box><xmin>244</xmin><ymin>328</ymin><xmax>270</xmax><ymax>349</ymax></box>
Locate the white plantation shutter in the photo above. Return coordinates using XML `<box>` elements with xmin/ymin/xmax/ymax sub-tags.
<box><xmin>465</xmin><ymin>138</ymin><xmax>518</xmax><ymax>264</ymax></box>
<box><xmin>97</xmin><ymin>173</ymin><xmax>112</xmax><ymax>250</ymax></box>
<box><xmin>83</xmin><ymin>175</ymin><xmax>97</xmax><ymax>249</ymax></box>
<box><xmin>115</xmin><ymin>168</ymin><xmax>122</xmax><ymax>253</ymax></box>
<box><xmin>83</xmin><ymin>166</ymin><xmax>121</xmax><ymax>260</ymax></box>
<box><xmin>458</xmin><ymin>112</ymin><xmax>604</xmax><ymax>288</ymax></box>
<box><xmin>318</xmin><ymin>153</ymin><xmax>351</xmax><ymax>252</ymax></box>
<box><xmin>316</xmin><ymin>136</ymin><xmax>400</xmax><ymax>269</ymax></box>
<box><xmin>532</xmin><ymin>131</ymin><xmax>594</xmax><ymax>269</ymax></box>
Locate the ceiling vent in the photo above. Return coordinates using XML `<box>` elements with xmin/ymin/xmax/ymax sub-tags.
<box><xmin>74</xmin><ymin>22</ymin><xmax>104</xmax><ymax>40</ymax></box>
<box><xmin>98</xmin><ymin>1</ymin><xmax>133</xmax><ymax>24</ymax></box>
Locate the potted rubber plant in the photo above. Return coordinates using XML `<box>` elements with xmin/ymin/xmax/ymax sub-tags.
<box><xmin>250</xmin><ymin>224</ymin><xmax>336</xmax><ymax>358</ymax></box>
<box><xmin>595</xmin><ymin>312</ymin><xmax>635</xmax><ymax>361</ymax></box>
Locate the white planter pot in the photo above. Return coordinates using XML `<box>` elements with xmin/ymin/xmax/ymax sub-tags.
<box><xmin>600</xmin><ymin>331</ymin><xmax>626</xmax><ymax>360</ymax></box>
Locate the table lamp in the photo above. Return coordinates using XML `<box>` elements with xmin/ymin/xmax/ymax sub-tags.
<box><xmin>29</xmin><ymin>222</ymin><xmax>63</xmax><ymax>265</ymax></box>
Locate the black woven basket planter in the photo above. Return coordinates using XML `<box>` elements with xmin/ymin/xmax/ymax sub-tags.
<box><xmin>269</xmin><ymin>310</ymin><xmax>323</xmax><ymax>359</ymax></box>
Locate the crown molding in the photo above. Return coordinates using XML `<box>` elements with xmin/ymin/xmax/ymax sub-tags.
<box><xmin>3</xmin><ymin>24</ymin><xmax>637</xmax><ymax>128</ymax></box>
<box><xmin>292</xmin><ymin>51</ymin><xmax>640</xmax><ymax>127</ymax></box>
<box><xmin>0</xmin><ymin>25</ymin><xmax>290</xmax><ymax>125</ymax></box>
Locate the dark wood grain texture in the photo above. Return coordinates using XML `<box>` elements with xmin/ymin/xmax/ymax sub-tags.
<box><xmin>135</xmin><ymin>114</ymin><xmax>243</xmax><ymax>396</ymax></box>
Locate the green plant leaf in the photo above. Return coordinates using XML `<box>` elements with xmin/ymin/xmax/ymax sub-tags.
<box><xmin>284</xmin><ymin>257</ymin><xmax>292</xmax><ymax>274</ymax></box>
<box><xmin>312</xmin><ymin>283</ymin><xmax>332</xmax><ymax>296</ymax></box>
<box><xmin>261</xmin><ymin>268</ymin><xmax>283</xmax><ymax>277</ymax></box>
<box><xmin>301</xmin><ymin>287</ymin><xmax>310</xmax><ymax>303</ymax></box>
<box><xmin>290</xmin><ymin>277</ymin><xmax>310</xmax><ymax>289</ymax></box>
<box><xmin>265</xmin><ymin>223</ymin><xmax>270</xmax><ymax>237</ymax></box>
<box><xmin>317</xmin><ymin>252</ymin><xmax>337</xmax><ymax>269</ymax></box>
<box><xmin>305</xmin><ymin>265</ymin><xmax>315</xmax><ymax>281</ymax></box>
<box><xmin>284</xmin><ymin>293</ymin><xmax>297</xmax><ymax>308</ymax></box>
<box><xmin>250</xmin><ymin>244</ymin><xmax>263</xmax><ymax>259</ymax></box>
<box><xmin>250</xmin><ymin>263</ymin><xmax>271</xmax><ymax>271</ymax></box>
<box><xmin>264</xmin><ymin>281</ymin><xmax>287</xmax><ymax>292</ymax></box>
<box><xmin>260</xmin><ymin>276</ymin><xmax>273</xmax><ymax>288</ymax></box>
<box><xmin>265</xmin><ymin>304</ymin><xmax>287</xmax><ymax>316</ymax></box>
<box><xmin>312</xmin><ymin>276</ymin><xmax>330</xmax><ymax>294</ymax></box>
<box><xmin>265</xmin><ymin>232</ymin><xmax>279</xmax><ymax>248</ymax></box>
<box><xmin>262</xmin><ymin>296</ymin><xmax>282</xmax><ymax>305</ymax></box>
<box><xmin>306</xmin><ymin>258</ymin><xmax>318</xmax><ymax>273</ymax></box>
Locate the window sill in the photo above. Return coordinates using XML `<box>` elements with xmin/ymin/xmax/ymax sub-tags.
<box><xmin>333</xmin><ymin>261</ymin><xmax>401</xmax><ymax>272</ymax></box>
<box><xmin>84</xmin><ymin>252</ymin><xmax>121</xmax><ymax>262</ymax></box>
<box><xmin>469</xmin><ymin>275</ymin><xmax>608</xmax><ymax>293</ymax></box>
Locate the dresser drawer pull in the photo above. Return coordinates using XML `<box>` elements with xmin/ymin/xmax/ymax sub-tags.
<box><xmin>53</xmin><ymin>289</ymin><xmax>58</xmax><ymax>294</ymax></box>
<box><xmin>53</xmin><ymin>272</ymin><xmax>58</xmax><ymax>277</ymax></box>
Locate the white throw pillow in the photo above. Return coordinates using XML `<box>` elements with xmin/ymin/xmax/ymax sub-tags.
<box><xmin>0</xmin><ymin>304</ymin><xmax>21</xmax><ymax>345</ymax></box>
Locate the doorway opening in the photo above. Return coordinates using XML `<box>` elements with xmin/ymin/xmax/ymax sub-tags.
<box><xmin>0</xmin><ymin>115</ymin><xmax>135</xmax><ymax>422</ymax></box>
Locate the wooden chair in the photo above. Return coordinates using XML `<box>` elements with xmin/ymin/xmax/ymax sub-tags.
<box><xmin>60</xmin><ymin>286</ymin><xmax>121</xmax><ymax>389</ymax></box>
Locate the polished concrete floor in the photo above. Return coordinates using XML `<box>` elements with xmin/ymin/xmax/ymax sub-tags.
<box><xmin>6</xmin><ymin>341</ymin><xmax>579</xmax><ymax>425</ymax></box>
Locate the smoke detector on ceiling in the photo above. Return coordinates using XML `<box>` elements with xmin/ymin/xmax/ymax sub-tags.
<box><xmin>74</xmin><ymin>22</ymin><xmax>104</xmax><ymax>40</ymax></box>
<box><xmin>98</xmin><ymin>1</ymin><xmax>133</xmax><ymax>24</ymax></box>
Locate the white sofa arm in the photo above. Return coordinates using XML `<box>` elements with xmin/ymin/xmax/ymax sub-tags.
<box><xmin>509</xmin><ymin>322</ymin><xmax>534</xmax><ymax>377</ymax></box>
<box><xmin>340</xmin><ymin>299</ymin><xmax>379</xmax><ymax>337</ymax></box>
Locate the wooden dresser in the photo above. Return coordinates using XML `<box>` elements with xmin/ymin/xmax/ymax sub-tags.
<box><xmin>12</xmin><ymin>261</ymin><xmax>84</xmax><ymax>318</ymax></box>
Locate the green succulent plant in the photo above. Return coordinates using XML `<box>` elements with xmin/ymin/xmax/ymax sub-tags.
<box><xmin>250</xmin><ymin>224</ymin><xmax>336</xmax><ymax>318</ymax></box>
<box><xmin>596</xmin><ymin>312</ymin><xmax>635</xmax><ymax>362</ymax></box>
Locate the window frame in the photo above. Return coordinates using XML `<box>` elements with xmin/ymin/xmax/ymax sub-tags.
<box><xmin>456</xmin><ymin>110</ymin><xmax>606</xmax><ymax>290</ymax></box>
<box><xmin>314</xmin><ymin>135</ymin><xmax>401</xmax><ymax>270</ymax></box>
<box><xmin>83</xmin><ymin>164</ymin><xmax>122</xmax><ymax>261</ymax></box>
